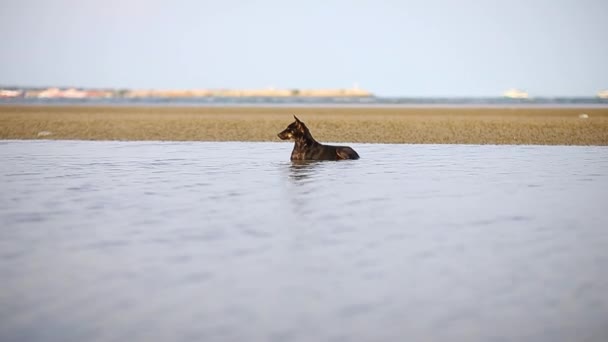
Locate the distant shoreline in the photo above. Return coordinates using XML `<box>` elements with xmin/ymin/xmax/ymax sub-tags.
<box><xmin>2</xmin><ymin>105</ymin><xmax>607</xmax><ymax>145</ymax></box>
<box><xmin>2</xmin><ymin>101</ymin><xmax>608</xmax><ymax>109</ymax></box>
<box><xmin>0</xmin><ymin>87</ymin><xmax>373</xmax><ymax>100</ymax></box>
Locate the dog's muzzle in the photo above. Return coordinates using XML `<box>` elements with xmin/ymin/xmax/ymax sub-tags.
<box><xmin>278</xmin><ymin>131</ymin><xmax>292</xmax><ymax>140</ymax></box>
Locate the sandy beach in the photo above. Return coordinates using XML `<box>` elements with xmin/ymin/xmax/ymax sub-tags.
<box><xmin>1</xmin><ymin>105</ymin><xmax>607</xmax><ymax>145</ymax></box>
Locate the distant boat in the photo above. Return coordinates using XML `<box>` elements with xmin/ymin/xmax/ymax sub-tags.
<box><xmin>597</xmin><ymin>90</ymin><xmax>608</xmax><ymax>99</ymax></box>
<box><xmin>503</xmin><ymin>89</ymin><xmax>529</xmax><ymax>99</ymax></box>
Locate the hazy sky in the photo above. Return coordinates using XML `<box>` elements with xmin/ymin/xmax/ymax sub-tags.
<box><xmin>1</xmin><ymin>0</ymin><xmax>607</xmax><ymax>96</ymax></box>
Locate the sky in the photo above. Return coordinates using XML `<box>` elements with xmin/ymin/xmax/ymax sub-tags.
<box><xmin>1</xmin><ymin>0</ymin><xmax>607</xmax><ymax>97</ymax></box>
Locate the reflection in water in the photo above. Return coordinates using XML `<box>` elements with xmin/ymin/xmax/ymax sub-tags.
<box><xmin>287</xmin><ymin>160</ymin><xmax>324</xmax><ymax>183</ymax></box>
<box><xmin>283</xmin><ymin>160</ymin><xmax>326</xmax><ymax>217</ymax></box>
<box><xmin>1</xmin><ymin>141</ymin><xmax>608</xmax><ymax>342</ymax></box>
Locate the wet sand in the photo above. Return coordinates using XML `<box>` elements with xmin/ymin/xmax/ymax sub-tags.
<box><xmin>1</xmin><ymin>105</ymin><xmax>607</xmax><ymax>145</ymax></box>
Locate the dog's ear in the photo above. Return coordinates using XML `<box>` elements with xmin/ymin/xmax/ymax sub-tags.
<box><xmin>293</xmin><ymin>115</ymin><xmax>301</xmax><ymax>123</ymax></box>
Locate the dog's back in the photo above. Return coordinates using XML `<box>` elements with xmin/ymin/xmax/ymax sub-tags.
<box><xmin>291</xmin><ymin>143</ymin><xmax>359</xmax><ymax>161</ymax></box>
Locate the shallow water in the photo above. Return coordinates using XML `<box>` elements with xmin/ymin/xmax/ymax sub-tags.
<box><xmin>1</xmin><ymin>140</ymin><xmax>607</xmax><ymax>342</ymax></box>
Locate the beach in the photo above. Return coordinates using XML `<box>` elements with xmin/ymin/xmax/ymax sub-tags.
<box><xmin>1</xmin><ymin>105</ymin><xmax>607</xmax><ymax>145</ymax></box>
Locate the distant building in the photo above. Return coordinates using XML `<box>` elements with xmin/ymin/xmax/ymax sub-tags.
<box><xmin>83</xmin><ymin>90</ymin><xmax>113</xmax><ymax>98</ymax></box>
<box><xmin>61</xmin><ymin>88</ymin><xmax>87</xmax><ymax>99</ymax></box>
<box><xmin>36</xmin><ymin>88</ymin><xmax>62</xmax><ymax>98</ymax></box>
<box><xmin>0</xmin><ymin>89</ymin><xmax>23</xmax><ymax>98</ymax></box>
<box><xmin>36</xmin><ymin>87</ymin><xmax>88</xmax><ymax>98</ymax></box>
<box><xmin>597</xmin><ymin>90</ymin><xmax>608</xmax><ymax>99</ymax></box>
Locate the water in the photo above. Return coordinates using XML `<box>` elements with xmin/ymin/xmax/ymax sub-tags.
<box><xmin>1</xmin><ymin>140</ymin><xmax>607</xmax><ymax>342</ymax></box>
<box><xmin>2</xmin><ymin>95</ymin><xmax>608</xmax><ymax>107</ymax></box>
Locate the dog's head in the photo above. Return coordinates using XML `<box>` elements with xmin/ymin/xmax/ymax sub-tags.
<box><xmin>278</xmin><ymin>115</ymin><xmax>308</xmax><ymax>140</ymax></box>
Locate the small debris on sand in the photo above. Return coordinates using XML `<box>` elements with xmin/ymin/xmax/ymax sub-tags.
<box><xmin>37</xmin><ymin>131</ymin><xmax>53</xmax><ymax>137</ymax></box>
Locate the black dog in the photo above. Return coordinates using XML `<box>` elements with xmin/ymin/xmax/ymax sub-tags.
<box><xmin>278</xmin><ymin>116</ymin><xmax>360</xmax><ymax>161</ymax></box>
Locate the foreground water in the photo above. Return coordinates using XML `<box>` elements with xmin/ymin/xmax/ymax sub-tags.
<box><xmin>1</xmin><ymin>141</ymin><xmax>607</xmax><ymax>342</ymax></box>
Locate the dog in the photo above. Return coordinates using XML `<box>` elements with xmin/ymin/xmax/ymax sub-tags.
<box><xmin>277</xmin><ymin>116</ymin><xmax>360</xmax><ymax>161</ymax></box>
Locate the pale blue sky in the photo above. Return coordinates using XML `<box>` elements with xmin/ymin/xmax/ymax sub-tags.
<box><xmin>1</xmin><ymin>0</ymin><xmax>607</xmax><ymax>96</ymax></box>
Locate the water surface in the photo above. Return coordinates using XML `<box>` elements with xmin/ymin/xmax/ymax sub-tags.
<box><xmin>1</xmin><ymin>141</ymin><xmax>607</xmax><ymax>342</ymax></box>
